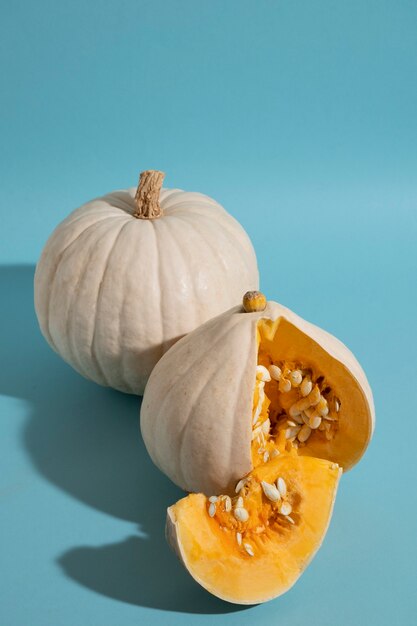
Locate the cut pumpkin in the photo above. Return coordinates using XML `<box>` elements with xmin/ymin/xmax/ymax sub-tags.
<box><xmin>167</xmin><ymin>455</ymin><xmax>341</xmax><ymax>604</ymax></box>
<box><xmin>140</xmin><ymin>291</ymin><xmax>374</xmax><ymax>603</ymax></box>
<box><xmin>141</xmin><ymin>293</ymin><xmax>374</xmax><ymax>496</ymax></box>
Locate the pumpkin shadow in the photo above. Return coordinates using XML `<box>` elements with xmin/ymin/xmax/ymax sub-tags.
<box><xmin>0</xmin><ymin>264</ymin><xmax>246</xmax><ymax>614</ymax></box>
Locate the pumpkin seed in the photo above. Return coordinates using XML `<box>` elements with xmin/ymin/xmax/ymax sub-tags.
<box><xmin>223</xmin><ymin>495</ymin><xmax>232</xmax><ymax>512</ymax></box>
<box><xmin>309</xmin><ymin>415</ymin><xmax>322</xmax><ymax>429</ymax></box>
<box><xmin>261</xmin><ymin>480</ymin><xmax>281</xmax><ymax>502</ymax></box>
<box><xmin>208</xmin><ymin>503</ymin><xmax>216</xmax><ymax>517</ymax></box>
<box><xmin>256</xmin><ymin>365</ymin><xmax>271</xmax><ymax>382</ymax></box>
<box><xmin>279</xmin><ymin>501</ymin><xmax>292</xmax><ymax>516</ymax></box>
<box><xmin>277</xmin><ymin>477</ymin><xmax>287</xmax><ymax>497</ymax></box>
<box><xmin>298</xmin><ymin>423</ymin><xmax>312</xmax><ymax>442</ymax></box>
<box><xmin>300</xmin><ymin>377</ymin><xmax>313</xmax><ymax>397</ymax></box>
<box><xmin>286</xmin><ymin>426</ymin><xmax>301</xmax><ymax>439</ymax></box>
<box><xmin>235</xmin><ymin>478</ymin><xmax>247</xmax><ymax>493</ymax></box>
<box><xmin>289</xmin><ymin>370</ymin><xmax>302</xmax><ymax>387</ymax></box>
<box><xmin>261</xmin><ymin>418</ymin><xmax>271</xmax><ymax>434</ymax></box>
<box><xmin>234</xmin><ymin>507</ymin><xmax>249</xmax><ymax>522</ymax></box>
<box><xmin>268</xmin><ymin>364</ymin><xmax>282</xmax><ymax>381</ymax></box>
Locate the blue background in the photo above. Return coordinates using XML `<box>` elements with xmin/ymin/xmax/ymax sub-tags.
<box><xmin>1</xmin><ymin>1</ymin><xmax>416</xmax><ymax>625</ymax></box>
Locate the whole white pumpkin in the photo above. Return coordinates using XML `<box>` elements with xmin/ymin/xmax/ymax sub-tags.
<box><xmin>34</xmin><ymin>170</ymin><xmax>259</xmax><ymax>394</ymax></box>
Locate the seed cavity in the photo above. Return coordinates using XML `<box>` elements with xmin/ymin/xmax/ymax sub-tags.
<box><xmin>250</xmin><ymin>360</ymin><xmax>340</xmax><ymax>508</ymax></box>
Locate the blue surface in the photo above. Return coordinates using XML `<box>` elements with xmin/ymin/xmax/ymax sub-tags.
<box><xmin>1</xmin><ymin>1</ymin><xmax>417</xmax><ymax>625</ymax></box>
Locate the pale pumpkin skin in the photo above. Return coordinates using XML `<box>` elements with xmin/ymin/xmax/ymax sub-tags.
<box><xmin>140</xmin><ymin>300</ymin><xmax>375</xmax><ymax>495</ymax></box>
<box><xmin>34</xmin><ymin>186</ymin><xmax>259</xmax><ymax>394</ymax></box>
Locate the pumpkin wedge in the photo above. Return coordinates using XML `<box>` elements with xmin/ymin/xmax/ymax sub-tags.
<box><xmin>167</xmin><ymin>454</ymin><xmax>341</xmax><ymax>604</ymax></box>
<box><xmin>141</xmin><ymin>292</ymin><xmax>374</xmax><ymax>495</ymax></box>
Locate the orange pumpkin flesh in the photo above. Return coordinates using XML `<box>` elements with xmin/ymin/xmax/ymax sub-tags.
<box><xmin>254</xmin><ymin>316</ymin><xmax>372</xmax><ymax>472</ymax></box>
<box><xmin>165</xmin><ymin>311</ymin><xmax>350</xmax><ymax>604</ymax></box>
<box><xmin>167</xmin><ymin>455</ymin><xmax>341</xmax><ymax>605</ymax></box>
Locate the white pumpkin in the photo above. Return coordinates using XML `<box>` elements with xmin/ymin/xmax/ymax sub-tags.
<box><xmin>140</xmin><ymin>294</ymin><xmax>374</xmax><ymax>495</ymax></box>
<box><xmin>34</xmin><ymin>171</ymin><xmax>259</xmax><ymax>394</ymax></box>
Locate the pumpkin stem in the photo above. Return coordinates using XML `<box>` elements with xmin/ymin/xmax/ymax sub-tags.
<box><xmin>134</xmin><ymin>170</ymin><xmax>165</xmax><ymax>219</ymax></box>
<box><xmin>242</xmin><ymin>291</ymin><xmax>267</xmax><ymax>313</ymax></box>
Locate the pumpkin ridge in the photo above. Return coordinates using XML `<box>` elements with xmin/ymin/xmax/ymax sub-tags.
<box><xmin>89</xmin><ymin>220</ymin><xmax>133</xmax><ymax>386</ymax></box>
<box><xmin>149</xmin><ymin>218</ymin><xmax>166</xmax><ymax>362</ymax></box>
<box><xmin>152</xmin><ymin>216</ymin><xmax>197</xmax><ymax>352</ymax></box>
<box><xmin>189</xmin><ymin>211</ymin><xmax>257</xmax><ymax>281</ymax></box>
<box><xmin>227</xmin><ymin>322</ymin><xmax>254</xmax><ymax>484</ymax></box>
<box><xmin>59</xmin><ymin>205</ymin><xmax>127</xmax><ymax>230</ymax></box>
<box><xmin>115</xmin><ymin>220</ymin><xmax>156</xmax><ymax>390</ymax></box>
<box><xmin>178</xmin><ymin>209</ymin><xmax>257</xmax><ymax>280</ymax></box>
<box><xmin>158</xmin><ymin>189</ymin><xmax>188</xmax><ymax>211</ymax></box>
<box><xmin>168</xmin><ymin>201</ymin><xmax>251</xmax><ymax>251</ymax></box>
<box><xmin>172</xmin><ymin>214</ymin><xmax>232</xmax><ymax>281</ymax></box>
<box><xmin>44</xmin><ymin>216</ymin><xmax>127</xmax><ymax>353</ymax></box>
<box><xmin>100</xmin><ymin>192</ymin><xmax>138</xmax><ymax>216</ymax></box>
<box><xmin>163</xmin><ymin>197</ymin><xmax>221</xmax><ymax>214</ymax></box>
<box><xmin>64</xmin><ymin>218</ymin><xmax>124</xmax><ymax>381</ymax></box>
<box><xmin>174</xmin><ymin>319</ymin><xmax>243</xmax><ymax>489</ymax></box>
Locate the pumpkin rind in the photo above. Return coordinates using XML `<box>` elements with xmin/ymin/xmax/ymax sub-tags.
<box><xmin>140</xmin><ymin>301</ymin><xmax>374</xmax><ymax>494</ymax></box>
<box><xmin>34</xmin><ymin>187</ymin><xmax>259</xmax><ymax>394</ymax></box>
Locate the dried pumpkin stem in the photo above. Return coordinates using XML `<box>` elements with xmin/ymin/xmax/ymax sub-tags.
<box><xmin>243</xmin><ymin>291</ymin><xmax>267</xmax><ymax>313</ymax></box>
<box><xmin>134</xmin><ymin>170</ymin><xmax>165</xmax><ymax>219</ymax></box>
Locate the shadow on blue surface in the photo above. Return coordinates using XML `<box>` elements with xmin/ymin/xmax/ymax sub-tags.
<box><xmin>0</xmin><ymin>264</ymin><xmax>247</xmax><ymax>614</ymax></box>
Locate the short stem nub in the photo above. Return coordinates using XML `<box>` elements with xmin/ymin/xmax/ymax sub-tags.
<box><xmin>243</xmin><ymin>291</ymin><xmax>267</xmax><ymax>313</ymax></box>
<box><xmin>134</xmin><ymin>170</ymin><xmax>165</xmax><ymax>219</ymax></box>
